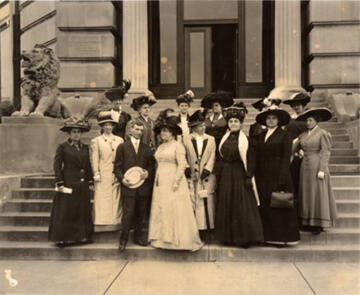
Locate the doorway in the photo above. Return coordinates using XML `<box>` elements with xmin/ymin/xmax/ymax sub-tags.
<box><xmin>184</xmin><ymin>24</ymin><xmax>237</xmax><ymax>98</ymax></box>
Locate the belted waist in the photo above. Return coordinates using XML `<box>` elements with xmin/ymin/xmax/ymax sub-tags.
<box><xmin>304</xmin><ymin>150</ymin><xmax>320</xmax><ymax>155</ymax></box>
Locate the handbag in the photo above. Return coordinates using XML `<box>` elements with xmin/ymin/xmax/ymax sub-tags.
<box><xmin>270</xmin><ymin>191</ymin><xmax>294</xmax><ymax>209</ymax></box>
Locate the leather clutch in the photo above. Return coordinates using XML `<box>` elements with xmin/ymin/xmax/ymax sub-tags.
<box><xmin>270</xmin><ymin>191</ymin><xmax>294</xmax><ymax>209</ymax></box>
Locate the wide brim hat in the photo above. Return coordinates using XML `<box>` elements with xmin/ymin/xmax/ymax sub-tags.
<box><xmin>188</xmin><ymin>110</ymin><xmax>206</xmax><ymax>127</ymax></box>
<box><xmin>123</xmin><ymin>166</ymin><xmax>145</xmax><ymax>189</ymax></box>
<box><xmin>60</xmin><ymin>117</ymin><xmax>91</xmax><ymax>132</ymax></box>
<box><xmin>283</xmin><ymin>92</ymin><xmax>311</xmax><ymax>106</ymax></box>
<box><xmin>130</xmin><ymin>95</ymin><xmax>157</xmax><ymax>111</ymax></box>
<box><xmin>97</xmin><ymin>111</ymin><xmax>118</xmax><ymax>125</ymax></box>
<box><xmin>296</xmin><ymin>107</ymin><xmax>332</xmax><ymax>122</ymax></box>
<box><xmin>224</xmin><ymin>102</ymin><xmax>248</xmax><ymax>121</ymax></box>
<box><xmin>176</xmin><ymin>90</ymin><xmax>195</xmax><ymax>105</ymax></box>
<box><xmin>153</xmin><ymin>115</ymin><xmax>182</xmax><ymax>136</ymax></box>
<box><xmin>256</xmin><ymin>106</ymin><xmax>291</xmax><ymax>126</ymax></box>
<box><xmin>104</xmin><ymin>80</ymin><xmax>131</xmax><ymax>101</ymax></box>
<box><xmin>201</xmin><ymin>91</ymin><xmax>234</xmax><ymax>109</ymax></box>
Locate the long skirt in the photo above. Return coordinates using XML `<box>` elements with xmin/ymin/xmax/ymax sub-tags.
<box><xmin>299</xmin><ymin>153</ymin><xmax>338</xmax><ymax>227</ymax></box>
<box><xmin>215</xmin><ymin>161</ymin><xmax>263</xmax><ymax>245</ymax></box>
<box><xmin>48</xmin><ymin>183</ymin><xmax>93</xmax><ymax>243</ymax></box>
<box><xmin>148</xmin><ymin>162</ymin><xmax>203</xmax><ymax>251</ymax></box>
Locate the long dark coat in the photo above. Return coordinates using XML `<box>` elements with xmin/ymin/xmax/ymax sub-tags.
<box><xmin>48</xmin><ymin>140</ymin><xmax>94</xmax><ymax>243</ymax></box>
<box><xmin>254</xmin><ymin>127</ymin><xmax>300</xmax><ymax>242</ymax></box>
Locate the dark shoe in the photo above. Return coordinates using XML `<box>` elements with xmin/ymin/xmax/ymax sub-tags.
<box><xmin>118</xmin><ymin>240</ymin><xmax>127</xmax><ymax>251</ymax></box>
<box><xmin>56</xmin><ymin>242</ymin><xmax>66</xmax><ymax>249</ymax></box>
<box><xmin>134</xmin><ymin>238</ymin><xmax>148</xmax><ymax>247</ymax></box>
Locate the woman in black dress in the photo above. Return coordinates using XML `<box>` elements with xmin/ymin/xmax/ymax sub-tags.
<box><xmin>254</xmin><ymin>105</ymin><xmax>300</xmax><ymax>246</ymax></box>
<box><xmin>215</xmin><ymin>103</ymin><xmax>263</xmax><ymax>248</ymax></box>
<box><xmin>48</xmin><ymin>118</ymin><xmax>94</xmax><ymax>248</ymax></box>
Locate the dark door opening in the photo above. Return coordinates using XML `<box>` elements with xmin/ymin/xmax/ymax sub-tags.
<box><xmin>211</xmin><ymin>24</ymin><xmax>237</xmax><ymax>96</ymax></box>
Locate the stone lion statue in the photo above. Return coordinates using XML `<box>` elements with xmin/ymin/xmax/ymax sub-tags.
<box><xmin>12</xmin><ymin>44</ymin><xmax>61</xmax><ymax>117</ymax></box>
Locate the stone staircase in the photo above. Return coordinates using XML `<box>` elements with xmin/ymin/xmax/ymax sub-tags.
<box><xmin>0</xmin><ymin>97</ymin><xmax>359</xmax><ymax>261</ymax></box>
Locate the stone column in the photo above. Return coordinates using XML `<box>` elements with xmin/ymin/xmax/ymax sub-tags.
<box><xmin>269</xmin><ymin>0</ymin><xmax>305</xmax><ymax>100</ymax></box>
<box><xmin>123</xmin><ymin>0</ymin><xmax>151</xmax><ymax>98</ymax></box>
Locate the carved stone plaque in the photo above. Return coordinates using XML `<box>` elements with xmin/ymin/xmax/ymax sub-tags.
<box><xmin>67</xmin><ymin>35</ymin><xmax>102</xmax><ymax>57</ymax></box>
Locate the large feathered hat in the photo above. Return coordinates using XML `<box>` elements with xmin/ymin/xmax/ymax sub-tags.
<box><xmin>296</xmin><ymin>107</ymin><xmax>332</xmax><ymax>122</ymax></box>
<box><xmin>224</xmin><ymin>102</ymin><xmax>248</xmax><ymax>122</ymax></box>
<box><xmin>58</xmin><ymin>95</ymin><xmax>95</xmax><ymax>132</ymax></box>
<box><xmin>153</xmin><ymin>115</ymin><xmax>182</xmax><ymax>136</ymax></box>
<box><xmin>130</xmin><ymin>95</ymin><xmax>157</xmax><ymax>111</ymax></box>
<box><xmin>283</xmin><ymin>92</ymin><xmax>311</xmax><ymax>106</ymax></box>
<box><xmin>176</xmin><ymin>90</ymin><xmax>195</xmax><ymax>105</ymax></box>
<box><xmin>104</xmin><ymin>80</ymin><xmax>131</xmax><ymax>101</ymax></box>
<box><xmin>201</xmin><ymin>91</ymin><xmax>234</xmax><ymax>109</ymax></box>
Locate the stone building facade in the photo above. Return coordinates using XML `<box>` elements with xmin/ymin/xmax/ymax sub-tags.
<box><xmin>0</xmin><ymin>0</ymin><xmax>359</xmax><ymax>106</ymax></box>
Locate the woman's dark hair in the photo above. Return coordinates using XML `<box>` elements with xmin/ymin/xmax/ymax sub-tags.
<box><xmin>226</xmin><ymin>116</ymin><xmax>244</xmax><ymax>124</ymax></box>
<box><xmin>161</xmin><ymin>126</ymin><xmax>177</xmax><ymax>138</ymax></box>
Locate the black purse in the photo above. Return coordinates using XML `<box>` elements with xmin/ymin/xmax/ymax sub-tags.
<box><xmin>270</xmin><ymin>191</ymin><xmax>294</xmax><ymax>209</ymax></box>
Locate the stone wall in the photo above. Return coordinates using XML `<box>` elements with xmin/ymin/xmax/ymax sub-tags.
<box><xmin>17</xmin><ymin>1</ymin><xmax>119</xmax><ymax>99</ymax></box>
<box><xmin>0</xmin><ymin>1</ymin><xmax>13</xmax><ymax>102</ymax></box>
<box><xmin>306</xmin><ymin>0</ymin><xmax>360</xmax><ymax>99</ymax></box>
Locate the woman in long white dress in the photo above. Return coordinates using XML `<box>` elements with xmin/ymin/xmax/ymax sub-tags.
<box><xmin>148</xmin><ymin>116</ymin><xmax>204</xmax><ymax>251</ymax></box>
<box><xmin>90</xmin><ymin>112</ymin><xmax>124</xmax><ymax>232</ymax></box>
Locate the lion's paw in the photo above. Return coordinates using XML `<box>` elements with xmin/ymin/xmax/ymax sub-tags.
<box><xmin>11</xmin><ymin>111</ymin><xmax>30</xmax><ymax>117</ymax></box>
<box><xmin>29</xmin><ymin>112</ymin><xmax>45</xmax><ymax>118</ymax></box>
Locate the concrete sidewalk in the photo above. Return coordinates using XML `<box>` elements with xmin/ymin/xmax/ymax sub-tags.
<box><xmin>0</xmin><ymin>261</ymin><xmax>359</xmax><ymax>295</ymax></box>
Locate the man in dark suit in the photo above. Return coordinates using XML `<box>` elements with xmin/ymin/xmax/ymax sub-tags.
<box><xmin>114</xmin><ymin>119</ymin><xmax>155</xmax><ymax>251</ymax></box>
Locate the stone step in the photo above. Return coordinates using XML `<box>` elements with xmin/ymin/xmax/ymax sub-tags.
<box><xmin>0</xmin><ymin>212</ymin><xmax>50</xmax><ymax>226</ymax></box>
<box><xmin>0</xmin><ymin>211</ymin><xmax>358</xmax><ymax>229</ymax></box>
<box><xmin>333</xmin><ymin>187</ymin><xmax>360</xmax><ymax>200</ymax></box>
<box><xmin>336</xmin><ymin>200</ymin><xmax>360</xmax><ymax>214</ymax></box>
<box><xmin>3</xmin><ymin>197</ymin><xmax>358</xmax><ymax>214</ymax></box>
<box><xmin>0</xmin><ymin>241</ymin><xmax>358</xmax><ymax>262</ymax></box>
<box><xmin>329</xmin><ymin>164</ymin><xmax>360</xmax><ymax>174</ymax></box>
<box><xmin>0</xmin><ymin>226</ymin><xmax>359</xmax><ymax>245</ymax></box>
<box><xmin>11</xmin><ymin>186</ymin><xmax>360</xmax><ymax>201</ymax></box>
<box><xmin>3</xmin><ymin>199</ymin><xmax>53</xmax><ymax>212</ymax></box>
<box><xmin>331</xmin><ymin>135</ymin><xmax>350</xmax><ymax>142</ymax></box>
<box><xmin>21</xmin><ymin>177</ymin><xmax>55</xmax><ymax>189</ymax></box>
<box><xmin>20</xmin><ymin>175</ymin><xmax>360</xmax><ymax>190</ymax></box>
<box><xmin>331</xmin><ymin>176</ymin><xmax>360</xmax><ymax>187</ymax></box>
<box><xmin>329</xmin><ymin>157</ymin><xmax>360</xmax><ymax>164</ymax></box>
<box><xmin>12</xmin><ymin>188</ymin><xmax>54</xmax><ymax>200</ymax></box>
<box><xmin>330</xmin><ymin>149</ymin><xmax>358</xmax><ymax>156</ymax></box>
<box><xmin>332</xmin><ymin>141</ymin><xmax>353</xmax><ymax>149</ymax></box>
<box><xmin>336</xmin><ymin>213</ymin><xmax>360</xmax><ymax>228</ymax></box>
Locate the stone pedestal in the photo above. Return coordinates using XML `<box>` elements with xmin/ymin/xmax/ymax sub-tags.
<box><xmin>0</xmin><ymin>117</ymin><xmax>67</xmax><ymax>174</ymax></box>
<box><xmin>122</xmin><ymin>0</ymin><xmax>151</xmax><ymax>98</ymax></box>
<box><xmin>271</xmin><ymin>0</ymin><xmax>305</xmax><ymax>100</ymax></box>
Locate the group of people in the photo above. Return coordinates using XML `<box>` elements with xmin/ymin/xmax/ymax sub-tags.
<box><xmin>48</xmin><ymin>81</ymin><xmax>338</xmax><ymax>251</ymax></box>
